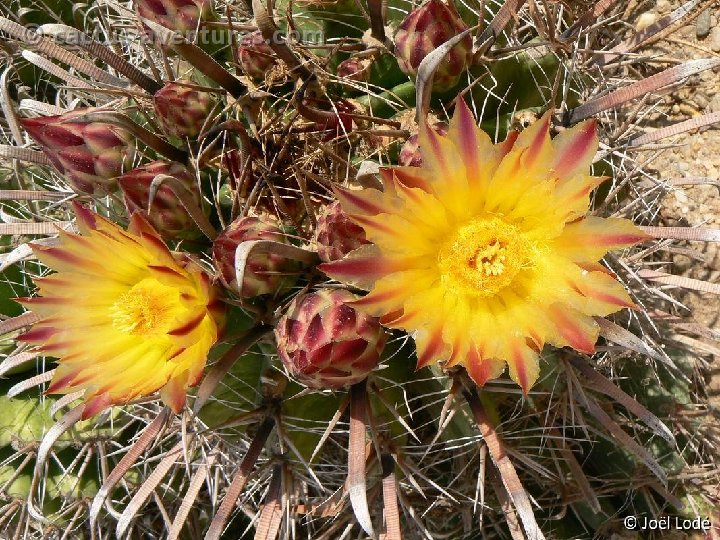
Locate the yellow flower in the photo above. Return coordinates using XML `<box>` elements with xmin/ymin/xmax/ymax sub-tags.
<box><xmin>19</xmin><ymin>204</ymin><xmax>223</xmax><ymax>418</ymax></box>
<box><xmin>320</xmin><ymin>102</ymin><xmax>648</xmax><ymax>392</ymax></box>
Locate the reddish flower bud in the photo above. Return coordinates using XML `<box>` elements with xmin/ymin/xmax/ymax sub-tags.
<box><xmin>212</xmin><ymin>216</ymin><xmax>296</xmax><ymax>298</ymax></box>
<box><xmin>153</xmin><ymin>81</ymin><xmax>215</xmax><ymax>138</ymax></box>
<box><xmin>399</xmin><ymin>122</ymin><xmax>449</xmax><ymax>166</ymax></box>
<box><xmin>20</xmin><ymin>109</ymin><xmax>135</xmax><ymax>194</ymax></box>
<box><xmin>394</xmin><ymin>0</ymin><xmax>473</xmax><ymax>91</ymax></box>
<box><xmin>316</xmin><ymin>201</ymin><xmax>369</xmax><ymax>262</ymax></box>
<box><xmin>118</xmin><ymin>161</ymin><xmax>201</xmax><ymax>239</ymax></box>
<box><xmin>275</xmin><ymin>289</ymin><xmax>387</xmax><ymax>389</ymax></box>
<box><xmin>136</xmin><ymin>0</ymin><xmax>212</xmax><ymax>33</ymax></box>
<box><xmin>237</xmin><ymin>31</ymin><xmax>278</xmax><ymax>80</ymax></box>
<box><xmin>337</xmin><ymin>56</ymin><xmax>371</xmax><ymax>83</ymax></box>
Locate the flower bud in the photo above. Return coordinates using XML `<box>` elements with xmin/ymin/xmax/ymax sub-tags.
<box><xmin>212</xmin><ymin>216</ymin><xmax>296</xmax><ymax>298</ymax></box>
<box><xmin>21</xmin><ymin>109</ymin><xmax>135</xmax><ymax>194</ymax></box>
<box><xmin>315</xmin><ymin>201</ymin><xmax>369</xmax><ymax>262</ymax></box>
<box><xmin>237</xmin><ymin>31</ymin><xmax>278</xmax><ymax>80</ymax></box>
<box><xmin>275</xmin><ymin>289</ymin><xmax>387</xmax><ymax>389</ymax></box>
<box><xmin>118</xmin><ymin>161</ymin><xmax>201</xmax><ymax>239</ymax></box>
<box><xmin>153</xmin><ymin>80</ymin><xmax>214</xmax><ymax>138</ymax></box>
<box><xmin>394</xmin><ymin>0</ymin><xmax>473</xmax><ymax>91</ymax></box>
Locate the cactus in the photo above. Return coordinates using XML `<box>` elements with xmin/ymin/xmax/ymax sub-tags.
<box><xmin>1</xmin><ymin>0</ymin><xmax>719</xmax><ymax>538</ymax></box>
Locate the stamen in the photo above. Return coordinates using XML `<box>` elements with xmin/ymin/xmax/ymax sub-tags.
<box><xmin>111</xmin><ymin>279</ymin><xmax>180</xmax><ymax>336</ymax></box>
<box><xmin>438</xmin><ymin>218</ymin><xmax>533</xmax><ymax>296</ymax></box>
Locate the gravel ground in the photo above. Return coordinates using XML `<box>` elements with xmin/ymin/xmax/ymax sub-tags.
<box><xmin>630</xmin><ymin>2</ymin><xmax>720</xmax><ymax>409</ymax></box>
<box><xmin>637</xmin><ymin>2</ymin><xmax>720</xmax><ymax>330</ymax></box>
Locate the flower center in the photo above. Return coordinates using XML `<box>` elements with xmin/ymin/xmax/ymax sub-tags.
<box><xmin>438</xmin><ymin>217</ymin><xmax>531</xmax><ymax>297</ymax></box>
<box><xmin>110</xmin><ymin>279</ymin><xmax>180</xmax><ymax>336</ymax></box>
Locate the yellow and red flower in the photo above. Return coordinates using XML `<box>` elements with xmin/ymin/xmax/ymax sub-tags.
<box><xmin>321</xmin><ymin>101</ymin><xmax>648</xmax><ymax>392</ymax></box>
<box><xmin>19</xmin><ymin>204</ymin><xmax>223</xmax><ymax>418</ymax></box>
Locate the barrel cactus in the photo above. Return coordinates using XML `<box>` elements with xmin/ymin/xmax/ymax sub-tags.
<box><xmin>0</xmin><ymin>0</ymin><xmax>718</xmax><ymax>538</ymax></box>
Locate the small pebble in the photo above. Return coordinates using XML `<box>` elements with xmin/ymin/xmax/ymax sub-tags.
<box><xmin>711</xmin><ymin>94</ymin><xmax>720</xmax><ymax>113</ymax></box>
<box><xmin>636</xmin><ymin>12</ymin><xmax>657</xmax><ymax>32</ymax></box>
<box><xmin>672</xmin><ymin>104</ymin><xmax>681</xmax><ymax>114</ymax></box>
<box><xmin>711</xmin><ymin>26</ymin><xmax>720</xmax><ymax>52</ymax></box>
<box><xmin>694</xmin><ymin>94</ymin><xmax>708</xmax><ymax>109</ymax></box>
<box><xmin>675</xmin><ymin>190</ymin><xmax>688</xmax><ymax>204</ymax></box>
<box><xmin>656</xmin><ymin>0</ymin><xmax>671</xmax><ymax>14</ymax></box>
<box><xmin>678</xmin><ymin>104</ymin><xmax>696</xmax><ymax>116</ymax></box>
<box><xmin>696</xmin><ymin>9</ymin><xmax>711</xmax><ymax>39</ymax></box>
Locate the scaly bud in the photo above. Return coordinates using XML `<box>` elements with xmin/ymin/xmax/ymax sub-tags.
<box><xmin>118</xmin><ymin>161</ymin><xmax>201</xmax><ymax>239</ymax></box>
<box><xmin>154</xmin><ymin>80</ymin><xmax>214</xmax><ymax>138</ymax></box>
<box><xmin>394</xmin><ymin>0</ymin><xmax>473</xmax><ymax>91</ymax></box>
<box><xmin>212</xmin><ymin>216</ymin><xmax>296</xmax><ymax>298</ymax></box>
<box><xmin>399</xmin><ymin>121</ymin><xmax>449</xmax><ymax>166</ymax></box>
<box><xmin>275</xmin><ymin>289</ymin><xmax>387</xmax><ymax>389</ymax></box>
<box><xmin>135</xmin><ymin>0</ymin><xmax>212</xmax><ymax>33</ymax></box>
<box><xmin>337</xmin><ymin>56</ymin><xmax>372</xmax><ymax>83</ymax></box>
<box><xmin>315</xmin><ymin>201</ymin><xmax>369</xmax><ymax>262</ymax></box>
<box><xmin>20</xmin><ymin>109</ymin><xmax>135</xmax><ymax>194</ymax></box>
<box><xmin>237</xmin><ymin>31</ymin><xmax>278</xmax><ymax>80</ymax></box>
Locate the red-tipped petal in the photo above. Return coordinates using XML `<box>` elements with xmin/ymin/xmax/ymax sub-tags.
<box><xmin>568</xmin><ymin>269</ymin><xmax>637</xmax><ymax>315</ymax></box>
<box><xmin>19</xmin><ymin>326</ymin><xmax>57</xmax><ymax>343</ymax></box>
<box><xmin>128</xmin><ymin>210</ymin><xmax>165</xmax><ymax>240</ymax></box>
<box><xmin>547</xmin><ymin>305</ymin><xmax>598</xmax><ymax>354</ymax></box>
<box><xmin>514</xmin><ymin>111</ymin><xmax>552</xmax><ymax>169</ymax></box>
<box><xmin>160</xmin><ymin>370</ymin><xmax>189</xmax><ymax>413</ymax></box>
<box><xmin>497</xmin><ymin>130</ymin><xmax>519</xmax><ymax>157</ymax></box>
<box><xmin>333</xmin><ymin>185</ymin><xmax>390</xmax><ymax>216</ymax></box>
<box><xmin>319</xmin><ymin>245</ymin><xmax>400</xmax><ymax>290</ymax></box>
<box><xmin>466</xmin><ymin>353</ymin><xmax>505</xmax><ymax>387</ymax></box>
<box><xmin>553</xmin><ymin>119</ymin><xmax>598</xmax><ymax>182</ymax></box>
<box><xmin>554</xmin><ymin>217</ymin><xmax>649</xmax><ymax>262</ymax></box>
<box><xmin>380</xmin><ymin>167</ymin><xmax>434</xmax><ymax>194</ymax></box>
<box><xmin>46</xmin><ymin>370</ymin><xmax>78</xmax><ymax>394</ymax></box>
<box><xmin>71</xmin><ymin>202</ymin><xmax>99</xmax><ymax>232</ymax></box>
<box><xmin>82</xmin><ymin>393</ymin><xmax>112</xmax><ymax>419</ymax></box>
<box><xmin>414</xmin><ymin>321</ymin><xmax>448</xmax><ymax>370</ymax></box>
<box><xmin>506</xmin><ymin>341</ymin><xmax>540</xmax><ymax>394</ymax></box>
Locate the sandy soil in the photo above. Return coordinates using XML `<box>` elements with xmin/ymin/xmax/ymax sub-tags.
<box><xmin>631</xmin><ymin>2</ymin><xmax>720</xmax><ymax>412</ymax></box>
<box><xmin>643</xmin><ymin>3</ymin><xmax>720</xmax><ymax>331</ymax></box>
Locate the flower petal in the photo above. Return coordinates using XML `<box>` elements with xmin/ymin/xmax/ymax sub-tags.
<box><xmin>546</xmin><ymin>305</ymin><xmax>598</xmax><ymax>354</ymax></box>
<box><xmin>334</xmin><ymin>184</ymin><xmax>393</xmax><ymax>216</ymax></box>
<box><xmin>552</xmin><ymin>119</ymin><xmax>598</xmax><ymax>182</ymax></box>
<box><xmin>160</xmin><ymin>370</ymin><xmax>190</xmax><ymax>413</ymax></box>
<box><xmin>553</xmin><ymin>175</ymin><xmax>607</xmax><ymax>223</ymax></box>
<box><xmin>82</xmin><ymin>393</ymin><xmax>113</xmax><ymax>420</ymax></box>
<box><xmin>565</xmin><ymin>267</ymin><xmax>636</xmax><ymax>316</ymax></box>
<box><xmin>449</xmin><ymin>99</ymin><xmax>496</xmax><ymax>190</ymax></box>
<box><xmin>553</xmin><ymin>217</ymin><xmax>649</xmax><ymax>262</ymax></box>
<box><xmin>320</xmin><ymin>244</ymin><xmax>413</xmax><ymax>290</ymax></box>
<box><xmin>465</xmin><ymin>346</ymin><xmax>505</xmax><ymax>387</ymax></box>
<box><xmin>505</xmin><ymin>340</ymin><xmax>540</xmax><ymax>394</ymax></box>
<box><xmin>414</xmin><ymin>319</ymin><xmax>450</xmax><ymax>370</ymax></box>
<box><xmin>513</xmin><ymin>111</ymin><xmax>553</xmax><ymax>173</ymax></box>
